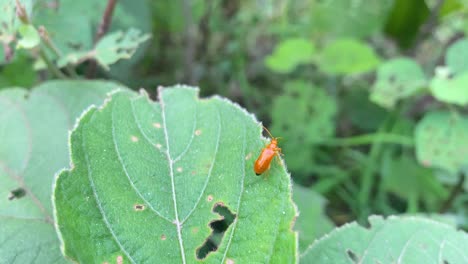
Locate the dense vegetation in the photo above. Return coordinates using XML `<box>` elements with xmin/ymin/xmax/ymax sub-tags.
<box><xmin>1</xmin><ymin>0</ymin><xmax>468</xmax><ymax>263</ymax></box>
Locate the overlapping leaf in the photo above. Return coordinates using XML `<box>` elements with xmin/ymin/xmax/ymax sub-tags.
<box><xmin>301</xmin><ymin>215</ymin><xmax>468</xmax><ymax>264</ymax></box>
<box><xmin>0</xmin><ymin>80</ymin><xmax>122</xmax><ymax>263</ymax></box>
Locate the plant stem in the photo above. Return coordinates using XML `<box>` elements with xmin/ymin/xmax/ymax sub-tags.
<box><xmin>318</xmin><ymin>133</ymin><xmax>414</xmax><ymax>147</ymax></box>
<box><xmin>357</xmin><ymin>113</ymin><xmax>396</xmax><ymax>222</ymax></box>
<box><xmin>38</xmin><ymin>26</ymin><xmax>79</xmax><ymax>78</ymax></box>
<box><xmin>439</xmin><ymin>172</ymin><xmax>465</xmax><ymax>213</ymax></box>
<box><xmin>87</xmin><ymin>0</ymin><xmax>117</xmax><ymax>78</ymax></box>
<box><xmin>39</xmin><ymin>49</ymin><xmax>67</xmax><ymax>79</ymax></box>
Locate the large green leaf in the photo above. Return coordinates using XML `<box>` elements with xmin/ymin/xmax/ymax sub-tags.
<box><xmin>0</xmin><ymin>80</ymin><xmax>123</xmax><ymax>263</ymax></box>
<box><xmin>53</xmin><ymin>86</ymin><xmax>297</xmax><ymax>263</ymax></box>
<box><xmin>300</xmin><ymin>215</ymin><xmax>468</xmax><ymax>263</ymax></box>
<box><xmin>371</xmin><ymin>57</ymin><xmax>426</xmax><ymax>109</ymax></box>
<box><xmin>293</xmin><ymin>184</ymin><xmax>334</xmax><ymax>254</ymax></box>
<box><xmin>415</xmin><ymin>111</ymin><xmax>468</xmax><ymax>174</ymax></box>
<box><xmin>317</xmin><ymin>38</ymin><xmax>380</xmax><ymax>75</ymax></box>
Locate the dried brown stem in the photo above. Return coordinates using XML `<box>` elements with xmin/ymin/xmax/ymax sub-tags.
<box><xmin>2</xmin><ymin>43</ymin><xmax>13</xmax><ymax>62</ymax></box>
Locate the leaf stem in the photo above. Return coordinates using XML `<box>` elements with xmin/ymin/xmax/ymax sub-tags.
<box><xmin>87</xmin><ymin>0</ymin><xmax>118</xmax><ymax>78</ymax></box>
<box><xmin>439</xmin><ymin>172</ymin><xmax>465</xmax><ymax>213</ymax></box>
<box><xmin>39</xmin><ymin>49</ymin><xmax>67</xmax><ymax>79</ymax></box>
<box><xmin>318</xmin><ymin>133</ymin><xmax>414</xmax><ymax>147</ymax></box>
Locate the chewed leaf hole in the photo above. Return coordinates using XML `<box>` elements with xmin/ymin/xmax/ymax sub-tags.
<box><xmin>346</xmin><ymin>249</ymin><xmax>360</xmax><ymax>263</ymax></box>
<box><xmin>8</xmin><ymin>187</ymin><xmax>26</xmax><ymax>200</ymax></box>
<box><xmin>196</xmin><ymin>203</ymin><xmax>236</xmax><ymax>260</ymax></box>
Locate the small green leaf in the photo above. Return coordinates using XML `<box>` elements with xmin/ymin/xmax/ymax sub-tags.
<box><xmin>271</xmin><ymin>80</ymin><xmax>337</xmax><ymax>175</ymax></box>
<box><xmin>16</xmin><ymin>24</ymin><xmax>40</xmax><ymax>49</ymax></box>
<box><xmin>381</xmin><ymin>153</ymin><xmax>447</xmax><ymax>210</ymax></box>
<box><xmin>94</xmin><ymin>28</ymin><xmax>151</xmax><ymax>70</ymax></box>
<box><xmin>265</xmin><ymin>38</ymin><xmax>315</xmax><ymax>73</ymax></box>
<box><xmin>430</xmin><ymin>72</ymin><xmax>468</xmax><ymax>106</ymax></box>
<box><xmin>53</xmin><ymin>86</ymin><xmax>297</xmax><ymax>263</ymax></box>
<box><xmin>0</xmin><ymin>80</ymin><xmax>123</xmax><ymax>263</ymax></box>
<box><xmin>300</xmin><ymin>215</ymin><xmax>468</xmax><ymax>263</ymax></box>
<box><xmin>415</xmin><ymin>111</ymin><xmax>468</xmax><ymax>174</ymax></box>
<box><xmin>293</xmin><ymin>184</ymin><xmax>334</xmax><ymax>254</ymax></box>
<box><xmin>317</xmin><ymin>38</ymin><xmax>380</xmax><ymax>75</ymax></box>
<box><xmin>371</xmin><ymin>57</ymin><xmax>426</xmax><ymax>109</ymax></box>
<box><xmin>445</xmin><ymin>38</ymin><xmax>468</xmax><ymax>75</ymax></box>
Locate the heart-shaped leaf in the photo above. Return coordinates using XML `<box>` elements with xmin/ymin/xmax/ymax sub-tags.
<box><xmin>371</xmin><ymin>57</ymin><xmax>426</xmax><ymax>109</ymax></box>
<box><xmin>53</xmin><ymin>86</ymin><xmax>297</xmax><ymax>263</ymax></box>
<box><xmin>316</xmin><ymin>38</ymin><xmax>380</xmax><ymax>75</ymax></box>
<box><xmin>0</xmin><ymin>80</ymin><xmax>123</xmax><ymax>263</ymax></box>
<box><xmin>415</xmin><ymin>111</ymin><xmax>468</xmax><ymax>174</ymax></box>
<box><xmin>300</xmin><ymin>215</ymin><xmax>468</xmax><ymax>263</ymax></box>
<box><xmin>265</xmin><ymin>38</ymin><xmax>315</xmax><ymax>74</ymax></box>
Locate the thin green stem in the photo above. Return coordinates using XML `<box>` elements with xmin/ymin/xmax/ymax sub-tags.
<box><xmin>357</xmin><ymin>117</ymin><xmax>394</xmax><ymax>222</ymax></box>
<box><xmin>319</xmin><ymin>133</ymin><xmax>414</xmax><ymax>147</ymax></box>
<box><xmin>39</xmin><ymin>49</ymin><xmax>67</xmax><ymax>79</ymax></box>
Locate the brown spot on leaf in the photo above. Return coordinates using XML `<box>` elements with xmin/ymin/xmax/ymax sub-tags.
<box><xmin>226</xmin><ymin>259</ymin><xmax>235</xmax><ymax>264</ymax></box>
<box><xmin>156</xmin><ymin>143</ymin><xmax>162</xmax><ymax>149</ymax></box>
<box><xmin>245</xmin><ymin>152</ymin><xmax>252</xmax><ymax>160</ymax></box>
<box><xmin>195</xmin><ymin>129</ymin><xmax>202</xmax><ymax>136</ymax></box>
<box><xmin>134</xmin><ymin>204</ymin><xmax>145</xmax><ymax>211</ymax></box>
<box><xmin>116</xmin><ymin>255</ymin><xmax>123</xmax><ymax>264</ymax></box>
<box><xmin>192</xmin><ymin>227</ymin><xmax>199</xmax><ymax>234</ymax></box>
<box><xmin>207</xmin><ymin>195</ymin><xmax>213</xmax><ymax>202</ymax></box>
<box><xmin>161</xmin><ymin>234</ymin><xmax>167</xmax><ymax>240</ymax></box>
<box><xmin>131</xmin><ymin>136</ymin><xmax>139</xmax><ymax>142</ymax></box>
<box><xmin>153</xmin><ymin>122</ymin><xmax>161</xmax><ymax>129</ymax></box>
<box><xmin>177</xmin><ymin>167</ymin><xmax>183</xmax><ymax>173</ymax></box>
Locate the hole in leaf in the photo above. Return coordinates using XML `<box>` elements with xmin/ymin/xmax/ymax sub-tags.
<box><xmin>196</xmin><ymin>203</ymin><xmax>236</xmax><ymax>260</ymax></box>
<box><xmin>8</xmin><ymin>188</ymin><xmax>26</xmax><ymax>200</ymax></box>
<box><xmin>346</xmin><ymin>249</ymin><xmax>360</xmax><ymax>263</ymax></box>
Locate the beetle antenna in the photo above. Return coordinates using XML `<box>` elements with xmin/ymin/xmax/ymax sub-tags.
<box><xmin>262</xmin><ymin>125</ymin><xmax>275</xmax><ymax>139</ymax></box>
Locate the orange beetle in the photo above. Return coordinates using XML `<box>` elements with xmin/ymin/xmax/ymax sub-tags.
<box><xmin>254</xmin><ymin>126</ymin><xmax>282</xmax><ymax>176</ymax></box>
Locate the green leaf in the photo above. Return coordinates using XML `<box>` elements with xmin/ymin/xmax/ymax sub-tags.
<box><xmin>293</xmin><ymin>184</ymin><xmax>334</xmax><ymax>254</ymax></box>
<box><xmin>310</xmin><ymin>0</ymin><xmax>393</xmax><ymax>39</ymax></box>
<box><xmin>0</xmin><ymin>51</ymin><xmax>37</xmax><ymax>88</ymax></box>
<box><xmin>271</xmin><ymin>80</ymin><xmax>337</xmax><ymax>175</ymax></box>
<box><xmin>415</xmin><ymin>111</ymin><xmax>468</xmax><ymax>174</ymax></box>
<box><xmin>0</xmin><ymin>0</ymin><xmax>34</xmax><ymax>63</ymax></box>
<box><xmin>32</xmin><ymin>0</ymin><xmax>152</xmax><ymax>68</ymax></box>
<box><xmin>265</xmin><ymin>38</ymin><xmax>315</xmax><ymax>73</ymax></box>
<box><xmin>53</xmin><ymin>86</ymin><xmax>297</xmax><ymax>263</ymax></box>
<box><xmin>445</xmin><ymin>38</ymin><xmax>468</xmax><ymax>75</ymax></box>
<box><xmin>381</xmin><ymin>153</ymin><xmax>447</xmax><ymax>210</ymax></box>
<box><xmin>16</xmin><ymin>24</ymin><xmax>40</xmax><ymax>49</ymax></box>
<box><xmin>430</xmin><ymin>72</ymin><xmax>468</xmax><ymax>106</ymax></box>
<box><xmin>0</xmin><ymin>80</ymin><xmax>123</xmax><ymax>263</ymax></box>
<box><xmin>317</xmin><ymin>38</ymin><xmax>380</xmax><ymax>75</ymax></box>
<box><xmin>300</xmin><ymin>215</ymin><xmax>468</xmax><ymax>263</ymax></box>
<box><xmin>94</xmin><ymin>28</ymin><xmax>151</xmax><ymax>70</ymax></box>
<box><xmin>371</xmin><ymin>57</ymin><xmax>426</xmax><ymax>109</ymax></box>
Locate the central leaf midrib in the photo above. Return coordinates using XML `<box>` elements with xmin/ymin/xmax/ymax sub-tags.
<box><xmin>160</xmin><ymin>95</ymin><xmax>187</xmax><ymax>264</ymax></box>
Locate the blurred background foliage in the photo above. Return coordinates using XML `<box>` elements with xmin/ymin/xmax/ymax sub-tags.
<box><xmin>1</xmin><ymin>0</ymin><xmax>468</xmax><ymax>237</ymax></box>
